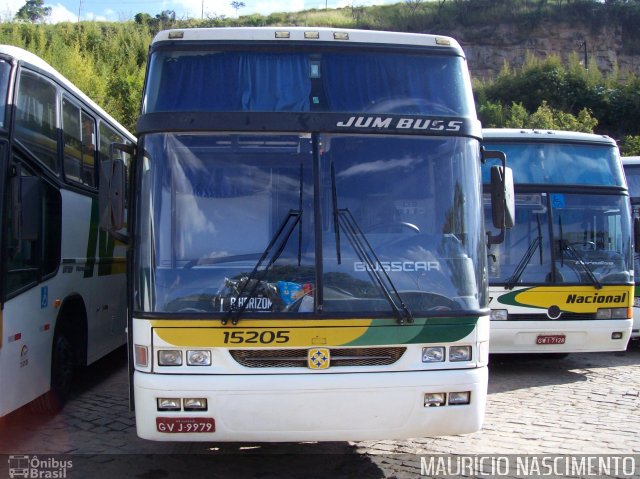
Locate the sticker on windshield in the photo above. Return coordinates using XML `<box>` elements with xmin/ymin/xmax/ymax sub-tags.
<box><xmin>229</xmin><ymin>297</ymin><xmax>273</xmax><ymax>311</ymax></box>
<box><xmin>550</xmin><ymin>193</ymin><xmax>565</xmax><ymax>208</ymax></box>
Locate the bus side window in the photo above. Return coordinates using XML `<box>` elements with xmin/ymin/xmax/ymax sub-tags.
<box><xmin>14</xmin><ymin>70</ymin><xmax>58</xmax><ymax>172</ymax></box>
<box><xmin>62</xmin><ymin>98</ymin><xmax>82</xmax><ymax>183</ymax></box>
<box><xmin>81</xmin><ymin>111</ymin><xmax>97</xmax><ymax>187</ymax></box>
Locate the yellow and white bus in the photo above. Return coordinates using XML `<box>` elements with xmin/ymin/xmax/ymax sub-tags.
<box><xmin>0</xmin><ymin>45</ymin><xmax>134</xmax><ymax>417</ymax></box>
<box><xmin>483</xmin><ymin>129</ymin><xmax>633</xmax><ymax>354</ymax></box>
<box><xmin>621</xmin><ymin>156</ymin><xmax>640</xmax><ymax>339</ymax></box>
<box><xmin>102</xmin><ymin>27</ymin><xmax>513</xmax><ymax>441</ymax></box>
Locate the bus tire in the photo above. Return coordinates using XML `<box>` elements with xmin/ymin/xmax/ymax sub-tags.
<box><xmin>30</xmin><ymin>333</ymin><xmax>75</xmax><ymax>414</ymax></box>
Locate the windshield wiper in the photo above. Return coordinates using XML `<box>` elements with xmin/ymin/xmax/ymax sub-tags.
<box><xmin>222</xmin><ymin>209</ymin><xmax>301</xmax><ymax>325</ymax></box>
<box><xmin>557</xmin><ymin>216</ymin><xmax>602</xmax><ymax>290</ymax></box>
<box><xmin>331</xmin><ymin>164</ymin><xmax>413</xmax><ymax>324</ymax></box>
<box><xmin>223</xmin><ymin>164</ymin><xmax>305</xmax><ymax>325</ymax></box>
<box><xmin>505</xmin><ymin>214</ymin><xmax>543</xmax><ymax>290</ymax></box>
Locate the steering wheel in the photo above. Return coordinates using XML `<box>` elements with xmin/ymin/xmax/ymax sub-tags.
<box><xmin>366</xmin><ymin>221</ymin><xmax>420</xmax><ymax>234</ymax></box>
<box><xmin>570</xmin><ymin>241</ymin><xmax>596</xmax><ymax>251</ymax></box>
<box><xmin>400</xmin><ymin>291</ymin><xmax>459</xmax><ymax>311</ymax></box>
<box><xmin>365</xmin><ymin>97</ymin><xmax>458</xmax><ymax>115</ymax></box>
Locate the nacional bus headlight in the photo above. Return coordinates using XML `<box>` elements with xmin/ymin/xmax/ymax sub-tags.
<box><xmin>596</xmin><ymin>307</ymin><xmax>631</xmax><ymax>320</ymax></box>
<box><xmin>158</xmin><ymin>350</ymin><xmax>183</xmax><ymax>366</ymax></box>
<box><xmin>422</xmin><ymin>346</ymin><xmax>445</xmax><ymax>362</ymax></box>
<box><xmin>449</xmin><ymin>345</ymin><xmax>472</xmax><ymax>362</ymax></box>
<box><xmin>490</xmin><ymin>309</ymin><xmax>508</xmax><ymax>321</ymax></box>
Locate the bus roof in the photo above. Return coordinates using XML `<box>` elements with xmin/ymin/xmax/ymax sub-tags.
<box><xmin>0</xmin><ymin>44</ymin><xmax>135</xmax><ymax>143</ymax></box>
<box><xmin>151</xmin><ymin>27</ymin><xmax>464</xmax><ymax>55</ymax></box>
<box><xmin>482</xmin><ymin>128</ymin><xmax>616</xmax><ymax>147</ymax></box>
<box><xmin>622</xmin><ymin>156</ymin><xmax>640</xmax><ymax>165</ymax></box>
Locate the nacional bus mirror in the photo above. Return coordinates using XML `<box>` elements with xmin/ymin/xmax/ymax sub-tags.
<box><xmin>99</xmin><ymin>158</ymin><xmax>126</xmax><ymax>232</ymax></box>
<box><xmin>483</xmin><ymin>148</ymin><xmax>515</xmax><ymax>246</ymax></box>
<box><xmin>634</xmin><ymin>217</ymin><xmax>640</xmax><ymax>253</ymax></box>
<box><xmin>490</xmin><ymin>164</ymin><xmax>515</xmax><ymax>229</ymax></box>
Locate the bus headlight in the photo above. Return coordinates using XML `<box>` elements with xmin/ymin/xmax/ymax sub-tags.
<box><xmin>183</xmin><ymin>398</ymin><xmax>208</xmax><ymax>411</ymax></box>
<box><xmin>422</xmin><ymin>347</ymin><xmax>445</xmax><ymax>362</ymax></box>
<box><xmin>424</xmin><ymin>393</ymin><xmax>446</xmax><ymax>407</ymax></box>
<box><xmin>449</xmin><ymin>345</ymin><xmax>472</xmax><ymax>362</ymax></box>
<box><xmin>596</xmin><ymin>308</ymin><xmax>630</xmax><ymax>320</ymax></box>
<box><xmin>187</xmin><ymin>350</ymin><xmax>211</xmax><ymax>366</ymax></box>
<box><xmin>158</xmin><ymin>350</ymin><xmax>183</xmax><ymax>366</ymax></box>
<box><xmin>490</xmin><ymin>309</ymin><xmax>508</xmax><ymax>321</ymax></box>
<box><xmin>448</xmin><ymin>391</ymin><xmax>471</xmax><ymax>405</ymax></box>
<box><xmin>157</xmin><ymin>398</ymin><xmax>181</xmax><ymax>411</ymax></box>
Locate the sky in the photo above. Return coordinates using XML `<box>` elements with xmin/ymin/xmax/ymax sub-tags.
<box><xmin>0</xmin><ymin>0</ymin><xmax>400</xmax><ymax>24</ymax></box>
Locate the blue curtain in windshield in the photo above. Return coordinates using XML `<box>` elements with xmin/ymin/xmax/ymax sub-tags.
<box><xmin>155</xmin><ymin>53</ymin><xmax>311</xmax><ymax>112</ymax></box>
<box><xmin>321</xmin><ymin>54</ymin><xmax>460</xmax><ymax>114</ymax></box>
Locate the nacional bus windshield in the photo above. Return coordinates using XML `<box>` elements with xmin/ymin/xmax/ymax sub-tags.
<box><xmin>482</xmin><ymin>141</ymin><xmax>632</xmax><ymax>286</ymax></box>
<box><xmin>624</xmin><ymin>163</ymin><xmax>640</xmax><ymax>284</ymax></box>
<box><xmin>142</xmin><ymin>48</ymin><xmax>471</xmax><ymax>115</ymax></box>
<box><xmin>134</xmin><ymin>134</ymin><xmax>485</xmax><ymax>316</ymax></box>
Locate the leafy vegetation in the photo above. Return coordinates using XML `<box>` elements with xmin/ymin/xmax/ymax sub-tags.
<box><xmin>2</xmin><ymin>0</ymin><xmax>640</xmax><ymax>154</ymax></box>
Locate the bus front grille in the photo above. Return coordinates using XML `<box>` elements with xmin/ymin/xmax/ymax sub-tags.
<box><xmin>229</xmin><ymin>347</ymin><xmax>407</xmax><ymax>368</ymax></box>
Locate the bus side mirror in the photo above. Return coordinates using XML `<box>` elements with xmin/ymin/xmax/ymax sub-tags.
<box><xmin>634</xmin><ymin>217</ymin><xmax>640</xmax><ymax>253</ymax></box>
<box><xmin>491</xmin><ymin>164</ymin><xmax>515</xmax><ymax>229</ymax></box>
<box><xmin>99</xmin><ymin>142</ymin><xmax>134</xmax><ymax>233</ymax></box>
<box><xmin>483</xmin><ymin>148</ymin><xmax>515</xmax><ymax>246</ymax></box>
<box><xmin>99</xmin><ymin>158</ymin><xmax>125</xmax><ymax>231</ymax></box>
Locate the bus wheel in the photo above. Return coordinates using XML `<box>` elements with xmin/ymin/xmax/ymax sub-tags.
<box><xmin>30</xmin><ymin>333</ymin><xmax>75</xmax><ymax>414</ymax></box>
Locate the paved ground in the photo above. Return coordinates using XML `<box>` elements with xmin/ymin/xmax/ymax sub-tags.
<box><xmin>0</xmin><ymin>342</ymin><xmax>639</xmax><ymax>478</ymax></box>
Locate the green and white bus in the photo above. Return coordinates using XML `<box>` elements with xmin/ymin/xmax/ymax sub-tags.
<box><xmin>622</xmin><ymin>156</ymin><xmax>640</xmax><ymax>339</ymax></box>
<box><xmin>102</xmin><ymin>27</ymin><xmax>512</xmax><ymax>441</ymax></box>
<box><xmin>483</xmin><ymin>129</ymin><xmax>633</xmax><ymax>354</ymax></box>
<box><xmin>0</xmin><ymin>45</ymin><xmax>134</xmax><ymax>417</ymax></box>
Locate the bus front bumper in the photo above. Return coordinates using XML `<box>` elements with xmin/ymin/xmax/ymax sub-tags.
<box><xmin>133</xmin><ymin>367</ymin><xmax>487</xmax><ymax>442</ymax></box>
<box><xmin>489</xmin><ymin>319</ymin><xmax>632</xmax><ymax>353</ymax></box>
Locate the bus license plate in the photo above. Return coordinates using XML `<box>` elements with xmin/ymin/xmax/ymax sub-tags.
<box><xmin>536</xmin><ymin>334</ymin><xmax>566</xmax><ymax>345</ymax></box>
<box><xmin>156</xmin><ymin>417</ymin><xmax>215</xmax><ymax>433</ymax></box>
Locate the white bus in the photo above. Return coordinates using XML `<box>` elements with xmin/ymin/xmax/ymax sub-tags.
<box><xmin>102</xmin><ymin>27</ymin><xmax>513</xmax><ymax>442</ymax></box>
<box><xmin>483</xmin><ymin>129</ymin><xmax>633</xmax><ymax>354</ymax></box>
<box><xmin>0</xmin><ymin>45</ymin><xmax>134</xmax><ymax>417</ymax></box>
<box><xmin>621</xmin><ymin>156</ymin><xmax>640</xmax><ymax>339</ymax></box>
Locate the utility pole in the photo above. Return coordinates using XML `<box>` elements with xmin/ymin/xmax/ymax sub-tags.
<box><xmin>77</xmin><ymin>0</ymin><xmax>82</xmax><ymax>22</ymax></box>
<box><xmin>579</xmin><ymin>40</ymin><xmax>588</xmax><ymax>69</ymax></box>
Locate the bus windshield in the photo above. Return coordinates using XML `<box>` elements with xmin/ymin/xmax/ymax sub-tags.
<box><xmin>481</xmin><ymin>142</ymin><xmax>625</xmax><ymax>187</ymax></box>
<box><xmin>135</xmin><ymin>133</ymin><xmax>485</xmax><ymax>315</ymax></box>
<box><xmin>485</xmin><ymin>191</ymin><xmax>632</xmax><ymax>286</ymax></box>
<box><xmin>143</xmin><ymin>49</ymin><xmax>472</xmax><ymax>116</ymax></box>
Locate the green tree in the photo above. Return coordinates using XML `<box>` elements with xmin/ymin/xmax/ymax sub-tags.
<box><xmin>620</xmin><ymin>136</ymin><xmax>640</xmax><ymax>157</ymax></box>
<box><xmin>15</xmin><ymin>0</ymin><xmax>51</xmax><ymax>23</ymax></box>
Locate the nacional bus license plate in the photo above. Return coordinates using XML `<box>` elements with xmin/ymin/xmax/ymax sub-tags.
<box><xmin>536</xmin><ymin>334</ymin><xmax>566</xmax><ymax>345</ymax></box>
<box><xmin>156</xmin><ymin>417</ymin><xmax>215</xmax><ymax>433</ymax></box>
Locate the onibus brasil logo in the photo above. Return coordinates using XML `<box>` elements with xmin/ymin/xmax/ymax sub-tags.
<box><xmin>8</xmin><ymin>455</ymin><xmax>72</xmax><ymax>478</ymax></box>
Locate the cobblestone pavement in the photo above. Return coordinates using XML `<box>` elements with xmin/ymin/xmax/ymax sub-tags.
<box><xmin>0</xmin><ymin>342</ymin><xmax>639</xmax><ymax>478</ymax></box>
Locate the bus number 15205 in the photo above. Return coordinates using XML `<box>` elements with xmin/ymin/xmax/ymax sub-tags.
<box><xmin>223</xmin><ymin>330</ymin><xmax>291</xmax><ymax>344</ymax></box>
